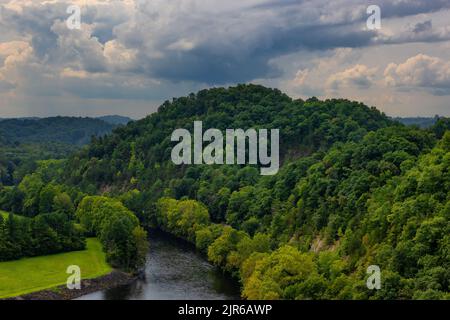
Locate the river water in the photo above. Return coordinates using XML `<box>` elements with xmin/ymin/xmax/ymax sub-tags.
<box><xmin>77</xmin><ymin>231</ymin><xmax>241</xmax><ymax>300</ymax></box>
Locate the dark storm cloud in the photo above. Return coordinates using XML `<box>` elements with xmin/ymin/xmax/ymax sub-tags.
<box><xmin>111</xmin><ymin>0</ymin><xmax>381</xmax><ymax>85</ymax></box>
<box><xmin>146</xmin><ymin>24</ymin><xmax>376</xmax><ymax>84</ymax></box>
<box><xmin>413</xmin><ymin>20</ymin><xmax>432</xmax><ymax>33</ymax></box>
<box><xmin>1</xmin><ymin>0</ymin><xmax>449</xmax><ymax>106</ymax></box>
<box><xmin>0</xmin><ymin>3</ymin><xmax>65</xmax><ymax>58</ymax></box>
<box><xmin>380</xmin><ymin>0</ymin><xmax>450</xmax><ymax>18</ymax></box>
<box><xmin>382</xmin><ymin>18</ymin><xmax>450</xmax><ymax>44</ymax></box>
<box><xmin>116</xmin><ymin>0</ymin><xmax>450</xmax><ymax>84</ymax></box>
<box><xmin>255</xmin><ymin>0</ymin><xmax>450</xmax><ymax>19</ymax></box>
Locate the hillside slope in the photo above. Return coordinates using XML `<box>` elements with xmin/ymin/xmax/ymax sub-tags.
<box><xmin>53</xmin><ymin>84</ymin><xmax>449</xmax><ymax>299</ymax></box>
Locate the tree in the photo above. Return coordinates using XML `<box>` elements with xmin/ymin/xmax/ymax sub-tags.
<box><xmin>156</xmin><ymin>198</ymin><xmax>210</xmax><ymax>242</ymax></box>
<box><xmin>207</xmin><ymin>226</ymin><xmax>247</xmax><ymax>275</ymax></box>
<box><xmin>100</xmin><ymin>211</ymin><xmax>138</xmax><ymax>270</ymax></box>
<box><xmin>39</xmin><ymin>184</ymin><xmax>59</xmax><ymax>213</ymax></box>
<box><xmin>242</xmin><ymin>246</ymin><xmax>316</xmax><ymax>300</ymax></box>
<box><xmin>53</xmin><ymin>192</ymin><xmax>75</xmax><ymax>216</ymax></box>
<box><xmin>18</xmin><ymin>173</ymin><xmax>44</xmax><ymax>216</ymax></box>
<box><xmin>76</xmin><ymin>195</ymin><xmax>147</xmax><ymax>271</ymax></box>
<box><xmin>132</xmin><ymin>226</ymin><xmax>149</xmax><ymax>270</ymax></box>
<box><xmin>195</xmin><ymin>224</ymin><xmax>225</xmax><ymax>253</ymax></box>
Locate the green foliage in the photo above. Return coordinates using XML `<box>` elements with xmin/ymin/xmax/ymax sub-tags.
<box><xmin>63</xmin><ymin>84</ymin><xmax>391</xmax><ymax>193</ymax></box>
<box><xmin>207</xmin><ymin>226</ymin><xmax>249</xmax><ymax>275</ymax></box>
<box><xmin>0</xmin><ymin>211</ymin><xmax>85</xmax><ymax>261</ymax></box>
<box><xmin>0</xmin><ymin>116</ymin><xmax>124</xmax><ymax>186</ymax></box>
<box><xmin>195</xmin><ymin>224</ymin><xmax>225</xmax><ymax>253</ymax></box>
<box><xmin>76</xmin><ymin>196</ymin><xmax>137</xmax><ymax>234</ymax></box>
<box><xmin>156</xmin><ymin>198</ymin><xmax>210</xmax><ymax>242</ymax></box>
<box><xmin>75</xmin><ymin>196</ymin><xmax>147</xmax><ymax>271</ymax></box>
<box><xmin>361</xmin><ymin>134</ymin><xmax>450</xmax><ymax>299</ymax></box>
<box><xmin>242</xmin><ymin>246</ymin><xmax>316</xmax><ymax>299</ymax></box>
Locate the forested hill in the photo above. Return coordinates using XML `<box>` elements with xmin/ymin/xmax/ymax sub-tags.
<box><xmin>0</xmin><ymin>117</ymin><xmax>117</xmax><ymax>146</ymax></box>
<box><xmin>0</xmin><ymin>116</ymin><xmax>131</xmax><ymax>186</ymax></box>
<box><xmin>42</xmin><ymin>84</ymin><xmax>450</xmax><ymax>299</ymax></box>
<box><xmin>65</xmin><ymin>84</ymin><xmax>392</xmax><ymax>191</ymax></box>
<box><xmin>96</xmin><ymin>115</ymin><xmax>133</xmax><ymax>126</ymax></box>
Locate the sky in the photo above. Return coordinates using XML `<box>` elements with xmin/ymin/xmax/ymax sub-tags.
<box><xmin>0</xmin><ymin>0</ymin><xmax>449</xmax><ymax>119</ymax></box>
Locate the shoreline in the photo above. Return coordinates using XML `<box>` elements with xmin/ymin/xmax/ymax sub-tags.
<box><xmin>3</xmin><ymin>270</ymin><xmax>136</xmax><ymax>300</ymax></box>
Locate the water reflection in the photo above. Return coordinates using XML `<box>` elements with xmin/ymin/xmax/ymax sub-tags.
<box><xmin>77</xmin><ymin>231</ymin><xmax>241</xmax><ymax>300</ymax></box>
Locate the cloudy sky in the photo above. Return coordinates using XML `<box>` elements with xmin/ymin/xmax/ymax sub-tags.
<box><xmin>0</xmin><ymin>0</ymin><xmax>449</xmax><ymax>118</ymax></box>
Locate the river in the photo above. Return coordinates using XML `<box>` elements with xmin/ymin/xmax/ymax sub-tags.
<box><xmin>76</xmin><ymin>231</ymin><xmax>241</xmax><ymax>300</ymax></box>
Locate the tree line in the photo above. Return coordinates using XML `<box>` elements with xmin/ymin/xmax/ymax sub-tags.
<box><xmin>0</xmin><ymin>212</ymin><xmax>85</xmax><ymax>261</ymax></box>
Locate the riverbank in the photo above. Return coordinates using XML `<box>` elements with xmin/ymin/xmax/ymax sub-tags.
<box><xmin>4</xmin><ymin>271</ymin><xmax>135</xmax><ymax>300</ymax></box>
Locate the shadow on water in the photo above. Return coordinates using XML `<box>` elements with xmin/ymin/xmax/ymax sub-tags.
<box><xmin>77</xmin><ymin>230</ymin><xmax>241</xmax><ymax>300</ymax></box>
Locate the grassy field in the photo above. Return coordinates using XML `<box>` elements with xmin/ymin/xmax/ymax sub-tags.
<box><xmin>0</xmin><ymin>238</ymin><xmax>112</xmax><ymax>298</ymax></box>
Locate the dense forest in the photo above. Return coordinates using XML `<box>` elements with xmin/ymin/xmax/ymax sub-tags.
<box><xmin>0</xmin><ymin>85</ymin><xmax>448</xmax><ymax>299</ymax></box>
<box><xmin>0</xmin><ymin>116</ymin><xmax>131</xmax><ymax>186</ymax></box>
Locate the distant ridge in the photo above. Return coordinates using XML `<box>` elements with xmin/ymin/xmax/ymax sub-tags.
<box><xmin>0</xmin><ymin>117</ymin><xmax>40</xmax><ymax>121</ymax></box>
<box><xmin>0</xmin><ymin>115</ymin><xmax>133</xmax><ymax>125</ymax></box>
<box><xmin>0</xmin><ymin>116</ymin><xmax>118</xmax><ymax>146</ymax></box>
<box><xmin>96</xmin><ymin>115</ymin><xmax>133</xmax><ymax>125</ymax></box>
<box><xmin>393</xmin><ymin>116</ymin><xmax>439</xmax><ymax>128</ymax></box>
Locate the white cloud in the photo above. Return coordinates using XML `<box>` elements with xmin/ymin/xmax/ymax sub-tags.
<box><xmin>103</xmin><ymin>40</ymin><xmax>138</xmax><ymax>71</ymax></box>
<box><xmin>60</xmin><ymin>67</ymin><xmax>90</xmax><ymax>79</ymax></box>
<box><xmin>384</xmin><ymin>54</ymin><xmax>450</xmax><ymax>95</ymax></box>
<box><xmin>326</xmin><ymin>64</ymin><xmax>378</xmax><ymax>90</ymax></box>
<box><xmin>166</xmin><ymin>38</ymin><xmax>196</xmax><ymax>51</ymax></box>
<box><xmin>292</xmin><ymin>69</ymin><xmax>309</xmax><ymax>86</ymax></box>
<box><xmin>0</xmin><ymin>40</ymin><xmax>33</xmax><ymax>91</ymax></box>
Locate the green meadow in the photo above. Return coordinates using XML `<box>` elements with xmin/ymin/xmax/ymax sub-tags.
<box><xmin>0</xmin><ymin>238</ymin><xmax>111</xmax><ymax>298</ymax></box>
